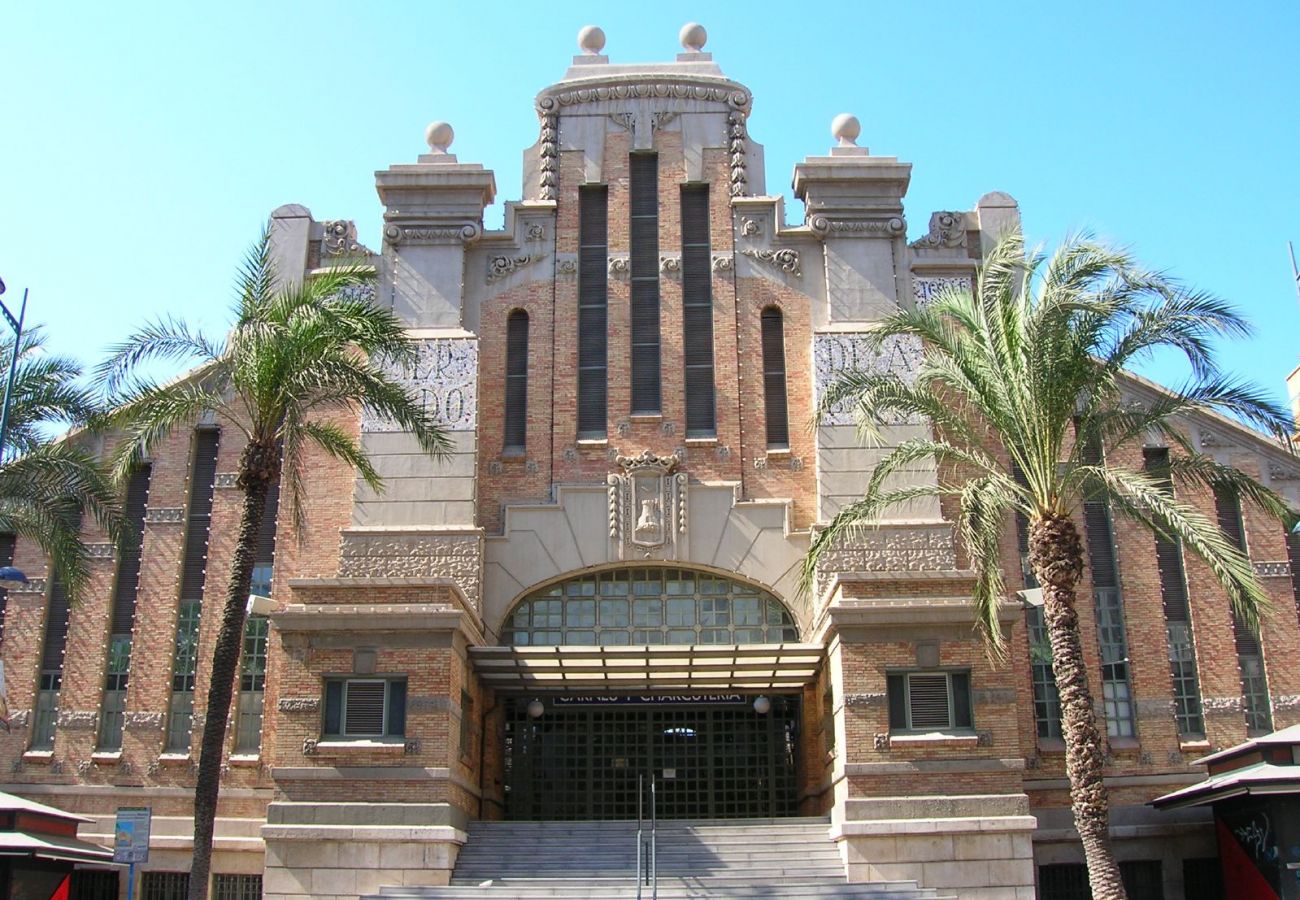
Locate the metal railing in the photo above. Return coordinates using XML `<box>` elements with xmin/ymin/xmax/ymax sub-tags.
<box><xmin>636</xmin><ymin>774</ymin><xmax>657</xmax><ymax>899</ymax></box>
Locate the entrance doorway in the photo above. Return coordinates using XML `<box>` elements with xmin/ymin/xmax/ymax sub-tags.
<box><xmin>503</xmin><ymin>695</ymin><xmax>799</xmax><ymax>821</ymax></box>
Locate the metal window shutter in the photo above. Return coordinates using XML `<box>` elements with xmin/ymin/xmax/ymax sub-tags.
<box><xmin>345</xmin><ymin>681</ymin><xmax>386</xmax><ymax>734</ymax></box>
<box><xmin>629</xmin><ymin>154</ymin><xmax>661</xmax><ymax>414</ymax></box>
<box><xmin>1144</xmin><ymin>449</ymin><xmax>1192</xmax><ymax>622</ymax></box>
<box><xmin>906</xmin><ymin>674</ymin><xmax>951</xmax><ymax>729</ymax></box>
<box><xmin>1082</xmin><ymin>501</ymin><xmax>1119</xmax><ymax>588</ymax></box>
<box><xmin>681</xmin><ymin>185</ymin><xmax>715</xmax><ymax>434</ymax></box>
<box><xmin>41</xmin><ymin>576</ymin><xmax>70</xmax><ymax>671</ymax></box>
<box><xmin>1214</xmin><ymin>485</ymin><xmax>1246</xmax><ymax>552</ymax></box>
<box><xmin>578</xmin><ymin>187</ymin><xmax>609</xmax><ymax>435</ymax></box>
<box><xmin>179</xmin><ymin>428</ymin><xmax>221</xmax><ymax>600</ymax></box>
<box><xmin>1287</xmin><ymin>528</ymin><xmax>1300</xmax><ymax>625</ymax></box>
<box><xmin>109</xmin><ymin>464</ymin><xmax>152</xmax><ymax>636</ymax></box>
<box><xmin>759</xmin><ymin>308</ymin><xmax>788</xmax><ymax>447</ymax></box>
<box><xmin>255</xmin><ymin>478</ymin><xmax>280</xmax><ymax>566</ymax></box>
<box><xmin>504</xmin><ymin>311</ymin><xmax>529</xmax><ymax>449</ymax></box>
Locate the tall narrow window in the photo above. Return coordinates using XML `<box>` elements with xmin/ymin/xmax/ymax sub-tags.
<box><xmin>504</xmin><ymin>310</ymin><xmax>529</xmax><ymax>452</ymax></box>
<box><xmin>1215</xmin><ymin>486</ymin><xmax>1272</xmax><ymax>733</ymax></box>
<box><xmin>629</xmin><ymin>154</ymin><xmax>661</xmax><ymax>415</ymax></box>
<box><xmin>577</xmin><ymin>186</ymin><xmax>609</xmax><ymax>438</ymax></box>
<box><xmin>237</xmin><ymin>478</ymin><xmax>278</xmax><ymax>754</ymax></box>
<box><xmin>1287</xmin><ymin>526</ymin><xmax>1300</xmax><ymax>627</ymax></box>
<box><xmin>1013</xmin><ymin>462</ymin><xmax>1062</xmax><ymax>740</ymax></box>
<box><xmin>166</xmin><ymin>428</ymin><xmax>220</xmax><ymax>752</ymax></box>
<box><xmin>31</xmin><ymin>575</ymin><xmax>70</xmax><ymax>750</ymax></box>
<box><xmin>1077</xmin><ymin>433</ymin><xmax>1135</xmax><ymax>739</ymax></box>
<box><xmin>98</xmin><ymin>464</ymin><xmax>152</xmax><ymax>751</ymax></box>
<box><xmin>682</xmin><ymin>185</ymin><xmax>715</xmax><ymax>436</ymax></box>
<box><xmin>1145</xmin><ymin>448</ymin><xmax>1204</xmax><ymax>738</ymax></box>
<box><xmin>760</xmin><ymin>307</ymin><xmax>789</xmax><ymax>449</ymax></box>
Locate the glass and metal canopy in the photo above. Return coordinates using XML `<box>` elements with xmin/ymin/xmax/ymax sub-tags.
<box><xmin>502</xmin><ymin>567</ymin><xmax>798</xmax><ymax>647</ymax></box>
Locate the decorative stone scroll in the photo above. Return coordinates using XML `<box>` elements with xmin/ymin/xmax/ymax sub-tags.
<box><xmin>322</xmin><ymin>220</ymin><xmax>362</xmax><ymax>256</ymax></box>
<box><xmin>808</xmin><ymin>216</ymin><xmax>906</xmax><ymax>238</ymax></box>
<box><xmin>741</xmin><ymin>248</ymin><xmax>801</xmax><ymax>277</ymax></box>
<box><xmin>910</xmin><ymin>211</ymin><xmax>968</xmax><ymax>249</ymax></box>
<box><xmin>912</xmin><ymin>275</ymin><xmax>972</xmax><ymax>310</ymax></box>
<box><xmin>607</xmin><ymin>450</ymin><xmax>688</xmax><ymax>561</ymax></box>
<box><xmin>608</xmin><ymin>256</ymin><xmax>630</xmax><ymax>278</ymax></box>
<box><xmin>362</xmin><ymin>338</ymin><xmax>477</xmax><ymax>433</ymax></box>
<box><xmin>813</xmin><ymin>332</ymin><xmax>923</xmax><ymax>425</ymax></box>
<box><xmin>711</xmin><ymin>253</ymin><xmax>734</xmax><ymax>273</ymax></box>
<box><xmin>383</xmin><ymin>223</ymin><xmax>482</xmax><ymax>245</ymax></box>
<box><xmin>555</xmin><ymin>254</ymin><xmax>578</xmax><ymax>277</ymax></box>
<box><xmin>486</xmin><ymin>254</ymin><xmax>544</xmax><ymax>284</ymax></box>
<box><xmin>659</xmin><ymin>255</ymin><xmax>682</xmax><ymax>275</ymax></box>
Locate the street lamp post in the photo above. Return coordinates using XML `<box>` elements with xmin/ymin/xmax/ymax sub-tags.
<box><xmin>0</xmin><ymin>278</ymin><xmax>28</xmax><ymax>587</ymax></box>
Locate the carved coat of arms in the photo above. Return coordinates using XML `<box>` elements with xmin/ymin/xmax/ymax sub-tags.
<box><xmin>607</xmin><ymin>450</ymin><xmax>687</xmax><ymax>559</ymax></box>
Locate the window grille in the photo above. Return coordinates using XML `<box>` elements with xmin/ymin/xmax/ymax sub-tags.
<box><xmin>681</xmin><ymin>185</ymin><xmax>715</xmax><ymax>435</ymax></box>
<box><xmin>70</xmin><ymin>869</ymin><xmax>119</xmax><ymax>899</ymax></box>
<box><xmin>1026</xmin><ymin>607</ymin><xmax>1062</xmax><ymax>739</ymax></box>
<box><xmin>1038</xmin><ymin>863</ymin><xmax>1089</xmax><ymax>900</ymax></box>
<box><xmin>1120</xmin><ymin>860</ymin><xmax>1165</xmax><ymax>900</ymax></box>
<box><xmin>886</xmin><ymin>671</ymin><xmax>973</xmax><ymax>732</ymax></box>
<box><xmin>504</xmin><ymin>310</ymin><xmax>529</xmax><ymax>451</ymax></box>
<box><xmin>213</xmin><ymin>875</ymin><xmax>262</xmax><ymax>900</ymax></box>
<box><xmin>32</xmin><ymin>575</ymin><xmax>70</xmax><ymax>750</ymax></box>
<box><xmin>235</xmin><ymin>614</ymin><xmax>268</xmax><ymax>753</ymax></box>
<box><xmin>504</xmin><ymin>568</ymin><xmax>797</xmax><ymax>646</ymax></box>
<box><xmin>577</xmin><ymin>186</ymin><xmax>609</xmax><ymax>438</ymax></box>
<box><xmin>1183</xmin><ymin>857</ymin><xmax>1224</xmax><ymax>900</ymax></box>
<box><xmin>141</xmin><ymin>872</ymin><xmax>189</xmax><ymax>900</ymax></box>
<box><xmin>760</xmin><ymin>307</ymin><xmax>788</xmax><ymax>448</ymax></box>
<box><xmin>629</xmin><ymin>153</ymin><xmax>661</xmax><ymax>414</ymax></box>
<box><xmin>1145</xmin><ymin>448</ymin><xmax>1205</xmax><ymax>737</ymax></box>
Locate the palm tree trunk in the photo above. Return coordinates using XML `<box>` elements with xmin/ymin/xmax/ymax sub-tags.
<box><xmin>187</xmin><ymin>443</ymin><xmax>275</xmax><ymax>900</ymax></box>
<box><xmin>1028</xmin><ymin>513</ymin><xmax>1127</xmax><ymax>900</ymax></box>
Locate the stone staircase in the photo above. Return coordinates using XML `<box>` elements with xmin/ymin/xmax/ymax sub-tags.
<box><xmin>366</xmin><ymin>817</ymin><xmax>951</xmax><ymax>899</ymax></box>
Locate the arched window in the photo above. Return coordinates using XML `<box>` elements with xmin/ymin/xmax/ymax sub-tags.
<box><xmin>504</xmin><ymin>567</ymin><xmax>798</xmax><ymax>646</ymax></box>
<box><xmin>504</xmin><ymin>310</ymin><xmax>529</xmax><ymax>452</ymax></box>
<box><xmin>760</xmin><ymin>307</ymin><xmax>789</xmax><ymax>449</ymax></box>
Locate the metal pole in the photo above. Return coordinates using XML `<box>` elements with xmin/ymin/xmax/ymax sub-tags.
<box><xmin>126</xmin><ymin>861</ymin><xmax>135</xmax><ymax>900</ymax></box>
<box><xmin>636</xmin><ymin>773</ymin><xmax>643</xmax><ymax>899</ymax></box>
<box><xmin>650</xmin><ymin>777</ymin><xmax>657</xmax><ymax>900</ymax></box>
<box><xmin>1290</xmin><ymin>241</ymin><xmax>1300</xmax><ymax>309</ymax></box>
<box><xmin>0</xmin><ymin>289</ymin><xmax>28</xmax><ymax>460</ymax></box>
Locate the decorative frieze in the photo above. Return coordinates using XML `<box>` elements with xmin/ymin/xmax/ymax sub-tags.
<box><xmin>912</xmin><ymin>275</ymin><xmax>972</xmax><ymax>310</ymax></box>
<box><xmin>382</xmin><ymin>223</ymin><xmax>482</xmax><ymax>245</ymax></box>
<box><xmin>1270</xmin><ymin>463</ymin><xmax>1300</xmax><ymax>481</ymax></box>
<box><xmin>486</xmin><ymin>254</ymin><xmax>544</xmax><ymax>284</ymax></box>
<box><xmin>1273</xmin><ymin>695</ymin><xmax>1300</xmax><ymax>711</ymax></box>
<box><xmin>215</xmin><ymin>473</ymin><xmax>238</xmax><ymax>488</ymax></box>
<box><xmin>57</xmin><ymin>710</ymin><xmax>98</xmax><ymax>730</ymax></box>
<box><xmin>6</xmin><ymin>709</ymin><xmax>29</xmax><ymax>728</ymax></box>
<box><xmin>1201</xmin><ymin>696</ymin><xmax>1245</xmax><ymax>713</ymax></box>
<box><xmin>741</xmin><ymin>248</ymin><xmax>801</xmax><ymax>278</ymax></box>
<box><xmin>812</xmin><ymin>525</ymin><xmax>957</xmax><ymax>575</ymax></box>
<box><xmin>808</xmin><ymin>215</ymin><xmax>906</xmax><ymax>238</ymax></box>
<box><xmin>144</xmin><ymin>507</ymin><xmax>185</xmax><ymax>524</ymax></box>
<box><xmin>86</xmin><ymin>543</ymin><xmax>115</xmax><ymax>559</ymax></box>
<box><xmin>10</xmin><ymin>578</ymin><xmax>46</xmax><ymax>594</ymax></box>
<box><xmin>124</xmin><ymin>712</ymin><xmax>165</xmax><ymax>730</ymax></box>
<box><xmin>910</xmin><ymin>211</ymin><xmax>967</xmax><ymax>249</ymax></box>
<box><xmin>537</xmin><ymin>82</ymin><xmax>749</xmax><ymax>112</ymax></box>
<box><xmin>538</xmin><ymin>112</ymin><xmax>558</xmax><ymax>201</ymax></box>
<box><xmin>362</xmin><ymin>338</ymin><xmax>477</xmax><ymax>433</ymax></box>
<box><xmin>338</xmin><ymin>531</ymin><xmax>482</xmax><ymax>613</ymax></box>
<box><xmin>727</xmin><ymin>110</ymin><xmax>748</xmax><ymax>197</ymax></box>
<box><xmin>813</xmin><ymin>332</ymin><xmax>924</xmax><ymax>425</ymax></box>
<box><xmin>1254</xmin><ymin>561</ymin><xmax>1291</xmax><ymax>578</ymax></box>
<box><xmin>608</xmin><ymin>111</ymin><xmax>635</xmax><ymax>133</ymax></box>
<box><xmin>278</xmin><ymin>698</ymin><xmax>321</xmax><ymax>713</ymax></box>
<box><xmin>844</xmin><ymin>693</ymin><xmax>886</xmax><ymax>708</ymax></box>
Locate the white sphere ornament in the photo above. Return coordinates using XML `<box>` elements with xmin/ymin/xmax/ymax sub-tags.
<box><xmin>425</xmin><ymin>121</ymin><xmax>454</xmax><ymax>154</ymax></box>
<box><xmin>752</xmin><ymin>696</ymin><xmax>772</xmax><ymax>715</ymax></box>
<box><xmin>578</xmin><ymin>25</ymin><xmax>606</xmax><ymax>55</ymax></box>
<box><xmin>679</xmin><ymin>22</ymin><xmax>708</xmax><ymax>52</ymax></box>
<box><xmin>831</xmin><ymin>113</ymin><xmax>861</xmax><ymax>147</ymax></box>
<box><xmin>527</xmin><ymin>699</ymin><xmax>545</xmax><ymax>719</ymax></box>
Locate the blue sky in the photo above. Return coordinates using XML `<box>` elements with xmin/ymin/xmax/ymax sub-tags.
<box><xmin>3</xmin><ymin>1</ymin><xmax>1298</xmax><ymax>412</ymax></box>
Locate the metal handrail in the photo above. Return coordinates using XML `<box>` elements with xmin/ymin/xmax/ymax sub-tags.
<box><xmin>635</xmin><ymin>774</ymin><xmax>658</xmax><ymax>899</ymax></box>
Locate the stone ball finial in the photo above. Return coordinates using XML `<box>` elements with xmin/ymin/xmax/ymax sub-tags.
<box><xmin>679</xmin><ymin>22</ymin><xmax>707</xmax><ymax>52</ymax></box>
<box><xmin>831</xmin><ymin>113</ymin><xmax>861</xmax><ymax>147</ymax></box>
<box><xmin>578</xmin><ymin>25</ymin><xmax>606</xmax><ymax>55</ymax></box>
<box><xmin>424</xmin><ymin>121</ymin><xmax>454</xmax><ymax>154</ymax></box>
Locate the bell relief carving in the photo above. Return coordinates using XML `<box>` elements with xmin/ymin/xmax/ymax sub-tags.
<box><xmin>607</xmin><ymin>450</ymin><xmax>688</xmax><ymax>560</ymax></box>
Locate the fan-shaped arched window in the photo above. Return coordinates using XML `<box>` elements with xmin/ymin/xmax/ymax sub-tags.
<box><xmin>504</xmin><ymin>567</ymin><xmax>798</xmax><ymax>646</ymax></box>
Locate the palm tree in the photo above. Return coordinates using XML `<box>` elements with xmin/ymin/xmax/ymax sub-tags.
<box><xmin>804</xmin><ymin>232</ymin><xmax>1292</xmax><ymax>900</ymax></box>
<box><xmin>95</xmin><ymin>232</ymin><xmax>450</xmax><ymax>900</ymax></box>
<box><xmin>0</xmin><ymin>329</ymin><xmax>119</xmax><ymax>600</ymax></box>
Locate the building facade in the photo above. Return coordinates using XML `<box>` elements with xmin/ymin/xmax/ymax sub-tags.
<box><xmin>3</xmin><ymin>25</ymin><xmax>1300</xmax><ymax>900</ymax></box>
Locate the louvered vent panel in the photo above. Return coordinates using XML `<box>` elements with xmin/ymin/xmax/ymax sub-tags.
<box><xmin>577</xmin><ymin>186</ymin><xmax>609</xmax><ymax>436</ymax></box>
<box><xmin>1144</xmin><ymin>448</ymin><xmax>1192</xmax><ymax>622</ymax></box>
<box><xmin>681</xmin><ymin>185</ymin><xmax>715</xmax><ymax>435</ymax></box>
<box><xmin>1288</xmin><ymin>528</ymin><xmax>1300</xmax><ymax>624</ymax></box>
<box><xmin>1214</xmin><ymin>486</ymin><xmax>1246</xmax><ymax>552</ymax></box>
<box><xmin>760</xmin><ymin>307</ymin><xmax>788</xmax><ymax>447</ymax></box>
<box><xmin>907</xmin><ymin>674</ymin><xmax>951</xmax><ymax>729</ymax></box>
<box><xmin>1083</xmin><ymin>502</ymin><xmax>1119</xmax><ymax>588</ymax></box>
<box><xmin>255</xmin><ymin>478</ymin><xmax>280</xmax><ymax>566</ymax></box>
<box><xmin>41</xmin><ymin>577</ymin><xmax>70</xmax><ymax>671</ymax></box>
<box><xmin>504</xmin><ymin>311</ymin><xmax>529</xmax><ymax>450</ymax></box>
<box><xmin>629</xmin><ymin>154</ymin><xmax>660</xmax><ymax>414</ymax></box>
<box><xmin>0</xmin><ymin>533</ymin><xmax>14</xmax><ymax>643</ymax></box>
<box><xmin>346</xmin><ymin>681</ymin><xmax>386</xmax><ymax>734</ymax></box>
